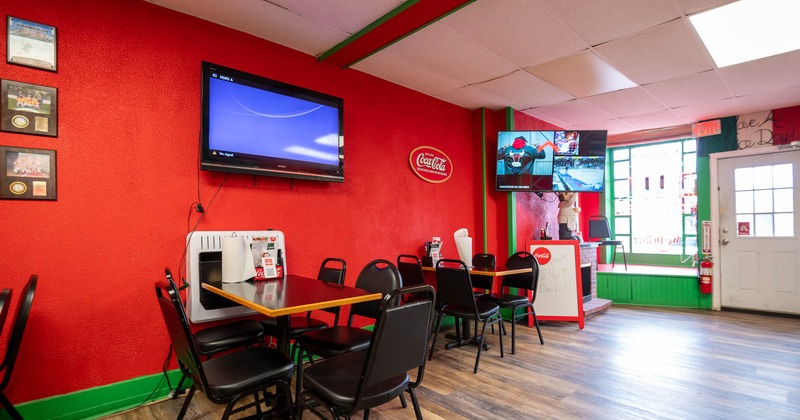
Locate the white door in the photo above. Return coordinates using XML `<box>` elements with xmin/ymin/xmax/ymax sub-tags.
<box><xmin>716</xmin><ymin>148</ymin><xmax>800</xmax><ymax>314</ymax></box>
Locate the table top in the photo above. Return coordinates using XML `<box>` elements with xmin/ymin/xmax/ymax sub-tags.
<box><xmin>200</xmin><ymin>274</ymin><xmax>383</xmax><ymax>317</ymax></box>
<box><xmin>421</xmin><ymin>264</ymin><xmax>532</xmax><ymax>277</ymax></box>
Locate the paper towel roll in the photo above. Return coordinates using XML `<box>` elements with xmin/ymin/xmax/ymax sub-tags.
<box><xmin>455</xmin><ymin>236</ymin><xmax>473</xmax><ymax>267</ymax></box>
<box><xmin>222</xmin><ymin>236</ymin><xmax>255</xmax><ymax>283</ymax></box>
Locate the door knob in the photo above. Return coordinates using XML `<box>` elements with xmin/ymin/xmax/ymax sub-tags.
<box><xmin>721</xmin><ymin>228</ymin><xmax>729</xmax><ymax>234</ymax></box>
<box><xmin>721</xmin><ymin>238</ymin><xmax>730</xmax><ymax>245</ymax></box>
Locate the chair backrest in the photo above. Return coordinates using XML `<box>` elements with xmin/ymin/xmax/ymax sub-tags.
<box><xmin>0</xmin><ymin>275</ymin><xmax>37</xmax><ymax>391</ymax></box>
<box><xmin>588</xmin><ymin>215</ymin><xmax>613</xmax><ymax>240</ymax></box>
<box><xmin>501</xmin><ymin>252</ymin><xmax>540</xmax><ymax>298</ymax></box>
<box><xmin>354</xmin><ymin>285</ymin><xmax>435</xmax><ymax>411</ymax></box>
<box><xmin>0</xmin><ymin>289</ymin><xmax>12</xmax><ymax>339</ymax></box>
<box><xmin>154</xmin><ymin>281</ymin><xmax>208</xmax><ymax>394</ymax></box>
<box><xmin>397</xmin><ymin>254</ymin><xmax>425</xmax><ymax>287</ymax></box>
<box><xmin>349</xmin><ymin>259</ymin><xmax>402</xmax><ymax>323</ymax></box>
<box><xmin>316</xmin><ymin>258</ymin><xmax>347</xmax><ymax>322</ymax></box>
<box><xmin>470</xmin><ymin>253</ymin><xmax>496</xmax><ymax>292</ymax></box>
<box><xmin>435</xmin><ymin>259</ymin><xmax>478</xmax><ymax>313</ymax></box>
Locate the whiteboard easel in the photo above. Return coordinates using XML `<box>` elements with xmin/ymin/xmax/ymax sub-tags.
<box><xmin>527</xmin><ymin>240</ymin><xmax>584</xmax><ymax>329</ymax></box>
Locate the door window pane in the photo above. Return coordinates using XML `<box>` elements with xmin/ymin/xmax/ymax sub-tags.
<box><xmin>736</xmin><ymin>191</ymin><xmax>754</xmax><ymax>213</ymax></box>
<box><xmin>774</xmin><ymin>213</ymin><xmax>795</xmax><ymax>236</ymax></box>
<box><xmin>754</xmin><ymin>214</ymin><xmax>774</xmax><ymax>236</ymax></box>
<box><xmin>752</xmin><ymin>166</ymin><xmax>773</xmax><ymax>189</ymax></box>
<box><xmin>753</xmin><ymin>190</ymin><xmax>773</xmax><ymax>213</ymax></box>
<box><xmin>773</xmin><ymin>164</ymin><xmax>793</xmax><ymax>188</ymax></box>
<box><xmin>735</xmin><ymin>167</ymin><xmax>754</xmax><ymax>190</ymax></box>
<box><xmin>774</xmin><ymin>188</ymin><xmax>793</xmax><ymax>212</ymax></box>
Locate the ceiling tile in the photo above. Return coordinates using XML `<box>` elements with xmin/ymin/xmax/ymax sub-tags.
<box><xmin>351</xmin><ymin>51</ymin><xmax>464</xmax><ymax>96</ymax></box>
<box><xmin>527</xmin><ymin>51</ymin><xmax>636</xmax><ymax>98</ymax></box>
<box><xmin>673</xmin><ymin>98</ymin><xmax>742</xmax><ymax>123</ymax></box>
<box><xmin>434</xmin><ymin>85</ymin><xmax>511</xmax><ymax>111</ymax></box>
<box><xmin>671</xmin><ymin>0</ymin><xmax>737</xmax><ymax>15</ymax></box>
<box><xmin>440</xmin><ymin>0</ymin><xmax>587</xmax><ymax>68</ymax></box>
<box><xmin>531</xmin><ymin>99</ymin><xmax>616</xmax><ymax>125</ymax></box>
<box><xmin>151</xmin><ymin>0</ymin><xmax>348</xmax><ymax>55</ymax></box>
<box><xmin>618</xmin><ymin>109</ymin><xmax>691</xmax><ymax>131</ymax></box>
<box><xmin>643</xmin><ymin>70</ymin><xmax>732</xmax><ymax>107</ymax></box>
<box><xmin>568</xmin><ymin>118</ymin><xmax>639</xmax><ymax>135</ymax></box>
<box><xmin>718</xmin><ymin>50</ymin><xmax>800</xmax><ymax>97</ymax></box>
<box><xmin>383</xmin><ymin>22</ymin><xmax>518</xmax><ymax>84</ymax></box>
<box><xmin>472</xmin><ymin>71</ymin><xmax>574</xmax><ymax>109</ymax></box>
<box><xmin>270</xmin><ymin>0</ymin><xmax>405</xmax><ymax>35</ymax></box>
<box><xmin>596</xmin><ymin>18</ymin><xmax>715</xmax><ymax>85</ymax></box>
<box><xmin>538</xmin><ymin>0</ymin><xmax>682</xmax><ymax>45</ymax></box>
<box><xmin>582</xmin><ymin>87</ymin><xmax>666</xmax><ymax>118</ymax></box>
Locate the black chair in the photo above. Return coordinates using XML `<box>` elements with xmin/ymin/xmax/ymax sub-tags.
<box><xmin>0</xmin><ymin>289</ymin><xmax>11</xmax><ymax>337</ymax></box>
<box><xmin>471</xmin><ymin>253</ymin><xmax>496</xmax><ymax>297</ymax></box>
<box><xmin>298</xmin><ymin>284</ymin><xmax>435</xmax><ymax>420</ymax></box>
<box><xmin>428</xmin><ymin>259</ymin><xmax>504</xmax><ymax>374</ymax></box>
<box><xmin>0</xmin><ymin>276</ymin><xmax>37</xmax><ymax>420</ymax></box>
<box><xmin>294</xmin><ymin>259</ymin><xmax>402</xmax><ymax>412</ymax></box>
<box><xmin>397</xmin><ymin>254</ymin><xmax>426</xmax><ymax>303</ymax></box>
<box><xmin>260</xmin><ymin>257</ymin><xmax>346</xmax><ymax>359</ymax></box>
<box><xmin>478</xmin><ymin>251</ymin><xmax>544</xmax><ymax>354</ymax></box>
<box><xmin>155</xmin><ymin>281</ymin><xmax>294</xmax><ymax>419</ymax></box>
<box><xmin>588</xmin><ymin>215</ymin><xmax>628</xmax><ymax>270</ymax></box>
<box><xmin>164</xmin><ymin>268</ymin><xmax>265</xmax><ymax>397</ymax></box>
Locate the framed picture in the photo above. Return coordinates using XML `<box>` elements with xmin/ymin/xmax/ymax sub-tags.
<box><xmin>0</xmin><ymin>146</ymin><xmax>56</xmax><ymax>200</ymax></box>
<box><xmin>1</xmin><ymin>79</ymin><xmax>58</xmax><ymax>137</ymax></box>
<box><xmin>6</xmin><ymin>16</ymin><xmax>57</xmax><ymax>71</ymax></box>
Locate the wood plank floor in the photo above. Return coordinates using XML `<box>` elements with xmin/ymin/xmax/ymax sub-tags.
<box><xmin>103</xmin><ymin>305</ymin><xmax>800</xmax><ymax>419</ymax></box>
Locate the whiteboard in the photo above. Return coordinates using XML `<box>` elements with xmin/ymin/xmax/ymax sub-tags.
<box><xmin>526</xmin><ymin>240</ymin><xmax>584</xmax><ymax>328</ymax></box>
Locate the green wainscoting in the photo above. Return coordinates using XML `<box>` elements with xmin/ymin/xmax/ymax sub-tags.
<box><xmin>597</xmin><ymin>270</ymin><xmax>709</xmax><ymax>309</ymax></box>
<box><xmin>1</xmin><ymin>370</ymin><xmax>184</xmax><ymax>420</ymax></box>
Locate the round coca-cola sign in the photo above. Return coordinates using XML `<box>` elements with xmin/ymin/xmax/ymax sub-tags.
<box><xmin>532</xmin><ymin>247</ymin><xmax>552</xmax><ymax>265</ymax></box>
<box><xmin>409</xmin><ymin>146</ymin><xmax>452</xmax><ymax>183</ymax></box>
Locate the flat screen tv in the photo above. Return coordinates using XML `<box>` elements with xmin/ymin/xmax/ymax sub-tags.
<box><xmin>495</xmin><ymin>130</ymin><xmax>607</xmax><ymax>192</ymax></box>
<box><xmin>200</xmin><ymin>61</ymin><xmax>344</xmax><ymax>182</ymax></box>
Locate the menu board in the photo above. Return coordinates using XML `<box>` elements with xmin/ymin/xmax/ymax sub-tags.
<box><xmin>526</xmin><ymin>240</ymin><xmax>584</xmax><ymax>329</ymax></box>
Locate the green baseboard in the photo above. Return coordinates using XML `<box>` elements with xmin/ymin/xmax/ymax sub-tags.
<box><xmin>2</xmin><ymin>370</ymin><xmax>185</xmax><ymax>420</ymax></box>
<box><xmin>597</xmin><ymin>271</ymin><xmax>710</xmax><ymax>309</ymax></box>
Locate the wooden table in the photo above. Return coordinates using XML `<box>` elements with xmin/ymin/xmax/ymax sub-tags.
<box><xmin>421</xmin><ymin>264</ymin><xmax>532</xmax><ymax>277</ymax></box>
<box><xmin>201</xmin><ymin>274</ymin><xmax>383</xmax><ymax>356</ymax></box>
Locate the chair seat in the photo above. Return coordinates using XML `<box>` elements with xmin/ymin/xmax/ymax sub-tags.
<box><xmin>303</xmin><ymin>348</ymin><xmax>409</xmax><ymax>411</ymax></box>
<box><xmin>193</xmin><ymin>319</ymin><xmax>264</xmax><ymax>354</ymax></box>
<box><xmin>261</xmin><ymin>316</ymin><xmax>328</xmax><ymax>338</ymax></box>
<box><xmin>600</xmin><ymin>240</ymin><xmax>623</xmax><ymax>246</ymax></box>
<box><xmin>478</xmin><ymin>293</ymin><xmax>529</xmax><ymax>308</ymax></box>
<box><xmin>298</xmin><ymin>326</ymin><xmax>372</xmax><ymax>356</ymax></box>
<box><xmin>442</xmin><ymin>300</ymin><xmax>499</xmax><ymax>319</ymax></box>
<box><xmin>203</xmin><ymin>347</ymin><xmax>293</xmax><ymax>401</ymax></box>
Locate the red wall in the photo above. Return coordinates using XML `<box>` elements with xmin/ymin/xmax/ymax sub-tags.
<box><xmin>0</xmin><ymin>0</ymin><xmax>478</xmax><ymax>403</ymax></box>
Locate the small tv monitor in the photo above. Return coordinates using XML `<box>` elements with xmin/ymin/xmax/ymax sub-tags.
<box><xmin>200</xmin><ymin>61</ymin><xmax>344</xmax><ymax>182</ymax></box>
<box><xmin>495</xmin><ymin>130</ymin><xmax>607</xmax><ymax>192</ymax></box>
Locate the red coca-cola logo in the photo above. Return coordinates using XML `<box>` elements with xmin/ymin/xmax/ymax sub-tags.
<box><xmin>409</xmin><ymin>146</ymin><xmax>452</xmax><ymax>183</ymax></box>
<box><xmin>532</xmin><ymin>247</ymin><xmax>551</xmax><ymax>265</ymax></box>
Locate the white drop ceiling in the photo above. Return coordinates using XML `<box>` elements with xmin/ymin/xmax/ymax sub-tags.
<box><xmin>147</xmin><ymin>0</ymin><xmax>800</xmax><ymax>136</ymax></box>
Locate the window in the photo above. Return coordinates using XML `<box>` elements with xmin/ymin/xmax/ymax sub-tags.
<box><xmin>734</xmin><ymin>163</ymin><xmax>794</xmax><ymax>237</ymax></box>
<box><xmin>610</xmin><ymin>139</ymin><xmax>697</xmax><ymax>260</ymax></box>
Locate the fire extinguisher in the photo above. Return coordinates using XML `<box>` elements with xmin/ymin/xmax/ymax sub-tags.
<box><xmin>699</xmin><ymin>257</ymin><xmax>713</xmax><ymax>294</ymax></box>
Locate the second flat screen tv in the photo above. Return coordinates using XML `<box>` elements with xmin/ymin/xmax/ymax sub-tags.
<box><xmin>496</xmin><ymin>130</ymin><xmax>607</xmax><ymax>192</ymax></box>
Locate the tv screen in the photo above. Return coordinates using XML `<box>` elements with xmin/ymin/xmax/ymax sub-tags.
<box><xmin>495</xmin><ymin>130</ymin><xmax>607</xmax><ymax>192</ymax></box>
<box><xmin>201</xmin><ymin>62</ymin><xmax>344</xmax><ymax>182</ymax></box>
